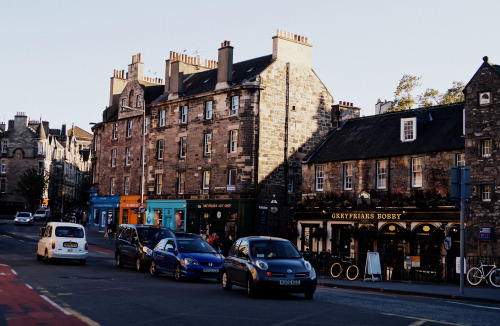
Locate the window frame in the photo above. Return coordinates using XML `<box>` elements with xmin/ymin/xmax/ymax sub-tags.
<box><xmin>155</xmin><ymin>173</ymin><xmax>162</xmax><ymax>195</ymax></box>
<box><xmin>202</xmin><ymin>170</ymin><xmax>210</xmax><ymax>193</ymax></box>
<box><xmin>411</xmin><ymin>157</ymin><xmax>423</xmax><ymax>188</ymax></box>
<box><xmin>376</xmin><ymin>160</ymin><xmax>387</xmax><ymax>189</ymax></box>
<box><xmin>343</xmin><ymin>162</ymin><xmax>353</xmax><ymax>190</ymax></box>
<box><xmin>455</xmin><ymin>153</ymin><xmax>465</xmax><ymax>166</ymax></box>
<box><xmin>230</xmin><ymin>96</ymin><xmax>239</xmax><ymax>115</ymax></box>
<box><xmin>480</xmin><ymin>139</ymin><xmax>492</xmax><ymax>158</ymax></box>
<box><xmin>204</xmin><ymin>133</ymin><xmax>212</xmax><ymax>156</ymax></box>
<box><xmin>1</xmin><ymin>140</ymin><xmax>8</xmax><ymax>153</ymax></box>
<box><xmin>177</xmin><ymin>172</ymin><xmax>185</xmax><ymax>195</ymax></box>
<box><xmin>125</xmin><ymin>147</ymin><xmax>131</xmax><ymax>166</ymax></box>
<box><xmin>180</xmin><ymin>105</ymin><xmax>189</xmax><ymax>124</ymax></box>
<box><xmin>110</xmin><ymin>177</ymin><xmax>115</xmax><ymax>195</ymax></box>
<box><xmin>0</xmin><ymin>159</ymin><xmax>7</xmax><ymax>174</ymax></box>
<box><xmin>111</xmin><ymin>149</ymin><xmax>117</xmax><ymax>167</ymax></box>
<box><xmin>112</xmin><ymin>123</ymin><xmax>118</xmax><ymax>140</ymax></box>
<box><xmin>205</xmin><ymin>101</ymin><xmax>213</xmax><ymax>120</ymax></box>
<box><xmin>159</xmin><ymin>110</ymin><xmax>166</xmax><ymax>127</ymax></box>
<box><xmin>157</xmin><ymin>140</ymin><xmax>164</xmax><ymax>160</ymax></box>
<box><xmin>481</xmin><ymin>184</ymin><xmax>492</xmax><ymax>202</ymax></box>
<box><xmin>179</xmin><ymin>137</ymin><xmax>187</xmax><ymax>158</ymax></box>
<box><xmin>124</xmin><ymin>176</ymin><xmax>130</xmax><ymax>195</ymax></box>
<box><xmin>126</xmin><ymin>120</ymin><xmax>133</xmax><ymax>138</ymax></box>
<box><xmin>228</xmin><ymin>168</ymin><xmax>236</xmax><ymax>186</ymax></box>
<box><xmin>229</xmin><ymin>130</ymin><xmax>238</xmax><ymax>153</ymax></box>
<box><xmin>479</xmin><ymin>92</ymin><xmax>492</xmax><ymax>105</ymax></box>
<box><xmin>401</xmin><ymin>117</ymin><xmax>416</xmax><ymax>142</ymax></box>
<box><xmin>315</xmin><ymin>165</ymin><xmax>324</xmax><ymax>191</ymax></box>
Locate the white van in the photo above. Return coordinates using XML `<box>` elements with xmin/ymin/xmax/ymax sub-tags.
<box><xmin>33</xmin><ymin>208</ymin><xmax>51</xmax><ymax>221</ymax></box>
<box><xmin>37</xmin><ymin>222</ymin><xmax>88</xmax><ymax>264</ymax></box>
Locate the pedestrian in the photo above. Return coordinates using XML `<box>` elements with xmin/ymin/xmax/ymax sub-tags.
<box><xmin>208</xmin><ymin>232</ymin><xmax>219</xmax><ymax>249</ymax></box>
<box><xmin>222</xmin><ymin>233</ymin><xmax>234</xmax><ymax>257</ymax></box>
<box><xmin>105</xmin><ymin>223</ymin><xmax>115</xmax><ymax>243</ymax></box>
<box><xmin>82</xmin><ymin>211</ymin><xmax>88</xmax><ymax>226</ymax></box>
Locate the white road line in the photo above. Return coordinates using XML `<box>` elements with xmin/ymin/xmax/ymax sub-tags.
<box><xmin>446</xmin><ymin>301</ymin><xmax>500</xmax><ymax>311</ymax></box>
<box><xmin>40</xmin><ymin>295</ymin><xmax>72</xmax><ymax>315</ymax></box>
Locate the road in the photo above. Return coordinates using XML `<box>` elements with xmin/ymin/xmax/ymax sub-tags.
<box><xmin>1</xmin><ymin>221</ymin><xmax>499</xmax><ymax>326</ymax></box>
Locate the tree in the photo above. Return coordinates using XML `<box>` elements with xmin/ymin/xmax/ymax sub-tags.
<box><xmin>440</xmin><ymin>81</ymin><xmax>465</xmax><ymax>104</ymax></box>
<box><xmin>389</xmin><ymin>74</ymin><xmax>422</xmax><ymax>112</ymax></box>
<box><xmin>418</xmin><ymin>88</ymin><xmax>440</xmax><ymax>107</ymax></box>
<box><xmin>15</xmin><ymin>167</ymin><xmax>48</xmax><ymax>211</ymax></box>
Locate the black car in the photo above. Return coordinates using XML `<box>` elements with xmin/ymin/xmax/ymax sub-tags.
<box><xmin>221</xmin><ymin>236</ymin><xmax>317</xmax><ymax>299</ymax></box>
<box><xmin>115</xmin><ymin>224</ymin><xmax>174</xmax><ymax>272</ymax></box>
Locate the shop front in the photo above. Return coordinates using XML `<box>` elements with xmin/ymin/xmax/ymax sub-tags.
<box><xmin>145</xmin><ymin>199</ymin><xmax>186</xmax><ymax>230</ymax></box>
<box><xmin>89</xmin><ymin>196</ymin><xmax>120</xmax><ymax>231</ymax></box>
<box><xmin>119</xmin><ymin>195</ymin><xmax>143</xmax><ymax>225</ymax></box>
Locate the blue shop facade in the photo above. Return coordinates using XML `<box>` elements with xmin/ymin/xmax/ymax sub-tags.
<box><xmin>89</xmin><ymin>194</ymin><xmax>120</xmax><ymax>231</ymax></box>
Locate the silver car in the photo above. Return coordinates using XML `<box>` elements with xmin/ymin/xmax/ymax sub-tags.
<box><xmin>14</xmin><ymin>212</ymin><xmax>34</xmax><ymax>225</ymax></box>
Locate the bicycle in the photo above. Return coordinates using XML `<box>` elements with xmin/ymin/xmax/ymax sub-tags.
<box><xmin>466</xmin><ymin>261</ymin><xmax>500</xmax><ymax>287</ymax></box>
<box><xmin>330</xmin><ymin>257</ymin><xmax>359</xmax><ymax>280</ymax></box>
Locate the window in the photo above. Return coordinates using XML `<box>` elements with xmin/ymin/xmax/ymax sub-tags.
<box><xmin>204</xmin><ymin>133</ymin><xmax>212</xmax><ymax>156</ymax></box>
<box><xmin>1</xmin><ymin>140</ymin><xmax>7</xmax><ymax>153</ymax></box>
<box><xmin>155</xmin><ymin>174</ymin><xmax>162</xmax><ymax>195</ymax></box>
<box><xmin>205</xmin><ymin>101</ymin><xmax>213</xmax><ymax>120</ymax></box>
<box><xmin>229</xmin><ymin>130</ymin><xmax>238</xmax><ymax>153</ymax></box>
<box><xmin>456</xmin><ymin>153</ymin><xmax>465</xmax><ymax>166</ymax></box>
<box><xmin>112</xmin><ymin>123</ymin><xmax>118</xmax><ymax>140</ymax></box>
<box><xmin>143</xmin><ymin>117</ymin><xmax>149</xmax><ymax>135</ymax></box>
<box><xmin>159</xmin><ymin>110</ymin><xmax>166</xmax><ymax>127</ymax></box>
<box><xmin>124</xmin><ymin>176</ymin><xmax>130</xmax><ymax>195</ymax></box>
<box><xmin>111</xmin><ymin>149</ymin><xmax>117</xmax><ymax>167</ymax></box>
<box><xmin>110</xmin><ymin>178</ymin><xmax>115</xmax><ymax>195</ymax></box>
<box><xmin>157</xmin><ymin>140</ymin><xmax>164</xmax><ymax>160</ymax></box>
<box><xmin>481</xmin><ymin>139</ymin><xmax>492</xmax><ymax>157</ymax></box>
<box><xmin>231</xmin><ymin>96</ymin><xmax>239</xmax><ymax>115</ymax></box>
<box><xmin>343</xmin><ymin>163</ymin><xmax>353</xmax><ymax>190</ymax></box>
<box><xmin>37</xmin><ymin>142</ymin><xmax>46</xmax><ymax>155</ymax></box>
<box><xmin>126</xmin><ymin>120</ymin><xmax>133</xmax><ymax>138</ymax></box>
<box><xmin>401</xmin><ymin>117</ymin><xmax>416</xmax><ymax>142</ymax></box>
<box><xmin>228</xmin><ymin>168</ymin><xmax>236</xmax><ymax>186</ymax></box>
<box><xmin>376</xmin><ymin>160</ymin><xmax>387</xmax><ymax>189</ymax></box>
<box><xmin>0</xmin><ymin>179</ymin><xmax>5</xmax><ymax>193</ymax></box>
<box><xmin>136</xmin><ymin>94</ymin><xmax>142</xmax><ymax>108</ymax></box>
<box><xmin>288</xmin><ymin>177</ymin><xmax>294</xmax><ymax>193</ymax></box>
<box><xmin>0</xmin><ymin>160</ymin><xmax>7</xmax><ymax>174</ymax></box>
<box><xmin>121</xmin><ymin>98</ymin><xmax>127</xmax><ymax>108</ymax></box>
<box><xmin>179</xmin><ymin>137</ymin><xmax>187</xmax><ymax>158</ymax></box>
<box><xmin>177</xmin><ymin>172</ymin><xmax>185</xmax><ymax>195</ymax></box>
<box><xmin>180</xmin><ymin>105</ymin><xmax>188</xmax><ymax>124</ymax></box>
<box><xmin>411</xmin><ymin>157</ymin><xmax>422</xmax><ymax>187</ymax></box>
<box><xmin>481</xmin><ymin>184</ymin><xmax>492</xmax><ymax>202</ymax></box>
<box><xmin>125</xmin><ymin>147</ymin><xmax>131</xmax><ymax>166</ymax></box>
<box><xmin>315</xmin><ymin>165</ymin><xmax>324</xmax><ymax>191</ymax></box>
<box><xmin>479</xmin><ymin>92</ymin><xmax>492</xmax><ymax>105</ymax></box>
<box><xmin>202</xmin><ymin>170</ymin><xmax>210</xmax><ymax>193</ymax></box>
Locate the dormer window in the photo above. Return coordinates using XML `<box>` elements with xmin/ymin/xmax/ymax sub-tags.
<box><xmin>401</xmin><ymin>117</ymin><xmax>416</xmax><ymax>142</ymax></box>
<box><xmin>479</xmin><ymin>92</ymin><xmax>491</xmax><ymax>105</ymax></box>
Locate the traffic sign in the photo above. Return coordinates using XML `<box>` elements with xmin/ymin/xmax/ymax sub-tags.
<box><xmin>138</xmin><ymin>206</ymin><xmax>145</xmax><ymax>213</ymax></box>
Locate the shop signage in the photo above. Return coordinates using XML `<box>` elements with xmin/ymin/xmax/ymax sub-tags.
<box><xmin>479</xmin><ymin>228</ymin><xmax>491</xmax><ymax>241</ymax></box>
<box><xmin>331</xmin><ymin>212</ymin><xmax>405</xmax><ymax>220</ymax></box>
<box><xmin>202</xmin><ymin>203</ymin><xmax>232</xmax><ymax>208</ymax></box>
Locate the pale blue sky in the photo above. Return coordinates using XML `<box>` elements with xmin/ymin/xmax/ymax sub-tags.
<box><xmin>1</xmin><ymin>0</ymin><xmax>499</xmax><ymax>132</ymax></box>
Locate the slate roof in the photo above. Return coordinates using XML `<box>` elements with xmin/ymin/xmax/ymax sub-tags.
<box><xmin>153</xmin><ymin>55</ymin><xmax>273</xmax><ymax>103</ymax></box>
<box><xmin>305</xmin><ymin>103</ymin><xmax>465</xmax><ymax>163</ymax></box>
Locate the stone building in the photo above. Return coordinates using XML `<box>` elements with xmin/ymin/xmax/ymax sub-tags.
<box><xmin>464</xmin><ymin>56</ymin><xmax>500</xmax><ymax>256</ymax></box>
<box><xmin>0</xmin><ymin>113</ymin><xmax>91</xmax><ymax>214</ymax></box>
<box><xmin>90</xmin><ymin>30</ymin><xmax>334</xmax><ymax>237</ymax></box>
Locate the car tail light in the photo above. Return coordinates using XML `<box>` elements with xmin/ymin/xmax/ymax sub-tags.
<box><xmin>51</xmin><ymin>241</ymin><xmax>55</xmax><ymax>249</ymax></box>
<box><xmin>85</xmin><ymin>242</ymin><xmax>88</xmax><ymax>250</ymax></box>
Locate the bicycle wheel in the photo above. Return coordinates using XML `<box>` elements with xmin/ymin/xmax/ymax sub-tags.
<box><xmin>466</xmin><ymin>267</ymin><xmax>483</xmax><ymax>286</ymax></box>
<box><xmin>330</xmin><ymin>263</ymin><xmax>342</xmax><ymax>278</ymax></box>
<box><xmin>346</xmin><ymin>264</ymin><xmax>359</xmax><ymax>280</ymax></box>
<box><xmin>488</xmin><ymin>268</ymin><xmax>500</xmax><ymax>288</ymax></box>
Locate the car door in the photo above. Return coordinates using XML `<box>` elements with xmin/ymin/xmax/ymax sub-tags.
<box><xmin>152</xmin><ymin>239</ymin><xmax>168</xmax><ymax>272</ymax></box>
<box><xmin>117</xmin><ymin>227</ymin><xmax>134</xmax><ymax>265</ymax></box>
<box><xmin>37</xmin><ymin>224</ymin><xmax>51</xmax><ymax>255</ymax></box>
<box><xmin>162</xmin><ymin>239</ymin><xmax>178</xmax><ymax>273</ymax></box>
<box><xmin>233</xmin><ymin>238</ymin><xmax>251</xmax><ymax>285</ymax></box>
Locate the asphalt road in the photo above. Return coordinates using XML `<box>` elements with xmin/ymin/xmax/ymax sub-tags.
<box><xmin>1</xmin><ymin>221</ymin><xmax>499</xmax><ymax>326</ymax></box>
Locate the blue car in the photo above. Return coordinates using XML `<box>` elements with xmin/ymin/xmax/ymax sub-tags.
<box><xmin>150</xmin><ymin>237</ymin><xmax>224</xmax><ymax>282</ymax></box>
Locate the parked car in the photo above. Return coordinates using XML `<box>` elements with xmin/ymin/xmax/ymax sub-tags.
<box><xmin>33</xmin><ymin>209</ymin><xmax>51</xmax><ymax>221</ymax></box>
<box><xmin>221</xmin><ymin>236</ymin><xmax>317</xmax><ymax>299</ymax></box>
<box><xmin>115</xmin><ymin>224</ymin><xmax>175</xmax><ymax>272</ymax></box>
<box><xmin>14</xmin><ymin>212</ymin><xmax>34</xmax><ymax>225</ymax></box>
<box><xmin>172</xmin><ymin>231</ymin><xmax>202</xmax><ymax>239</ymax></box>
<box><xmin>36</xmin><ymin>222</ymin><xmax>88</xmax><ymax>264</ymax></box>
<box><xmin>149</xmin><ymin>236</ymin><xmax>224</xmax><ymax>281</ymax></box>
<box><xmin>62</xmin><ymin>213</ymin><xmax>77</xmax><ymax>223</ymax></box>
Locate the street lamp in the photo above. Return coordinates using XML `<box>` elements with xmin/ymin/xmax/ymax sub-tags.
<box><xmin>122</xmin><ymin>102</ymin><xmax>146</xmax><ymax>224</ymax></box>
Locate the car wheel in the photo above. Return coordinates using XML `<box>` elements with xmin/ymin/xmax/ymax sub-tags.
<box><xmin>115</xmin><ymin>254</ymin><xmax>123</xmax><ymax>268</ymax></box>
<box><xmin>247</xmin><ymin>276</ymin><xmax>257</xmax><ymax>298</ymax></box>
<box><xmin>135</xmin><ymin>258</ymin><xmax>143</xmax><ymax>272</ymax></box>
<box><xmin>80</xmin><ymin>259</ymin><xmax>86</xmax><ymax>265</ymax></box>
<box><xmin>304</xmin><ymin>290</ymin><xmax>315</xmax><ymax>300</ymax></box>
<box><xmin>150</xmin><ymin>261</ymin><xmax>159</xmax><ymax>277</ymax></box>
<box><xmin>222</xmin><ymin>271</ymin><xmax>232</xmax><ymax>291</ymax></box>
<box><xmin>174</xmin><ymin>264</ymin><xmax>183</xmax><ymax>281</ymax></box>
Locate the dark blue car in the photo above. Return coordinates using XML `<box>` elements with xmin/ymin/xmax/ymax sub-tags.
<box><xmin>150</xmin><ymin>237</ymin><xmax>224</xmax><ymax>281</ymax></box>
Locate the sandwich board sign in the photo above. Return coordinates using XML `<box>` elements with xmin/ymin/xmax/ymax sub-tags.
<box><xmin>364</xmin><ymin>252</ymin><xmax>382</xmax><ymax>281</ymax></box>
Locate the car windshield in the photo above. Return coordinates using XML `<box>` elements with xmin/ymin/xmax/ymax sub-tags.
<box><xmin>138</xmin><ymin>228</ymin><xmax>172</xmax><ymax>244</ymax></box>
<box><xmin>55</xmin><ymin>226</ymin><xmax>84</xmax><ymax>238</ymax></box>
<box><xmin>250</xmin><ymin>240</ymin><xmax>301</xmax><ymax>259</ymax></box>
<box><xmin>177</xmin><ymin>239</ymin><xmax>217</xmax><ymax>254</ymax></box>
<box><xmin>18</xmin><ymin>213</ymin><xmax>31</xmax><ymax>217</ymax></box>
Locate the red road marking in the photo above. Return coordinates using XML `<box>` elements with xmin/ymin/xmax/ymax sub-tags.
<box><xmin>88</xmin><ymin>245</ymin><xmax>113</xmax><ymax>255</ymax></box>
<box><xmin>0</xmin><ymin>264</ymin><xmax>88</xmax><ymax>326</ymax></box>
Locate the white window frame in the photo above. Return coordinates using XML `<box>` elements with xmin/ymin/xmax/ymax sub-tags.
<box><xmin>159</xmin><ymin>110</ymin><xmax>166</xmax><ymax>127</ymax></box>
<box><xmin>143</xmin><ymin>117</ymin><xmax>149</xmax><ymax>135</ymax></box>
<box><xmin>230</xmin><ymin>96</ymin><xmax>239</xmax><ymax>115</ymax></box>
<box><xmin>1</xmin><ymin>140</ymin><xmax>8</xmax><ymax>153</ymax></box>
<box><xmin>179</xmin><ymin>137</ymin><xmax>187</xmax><ymax>158</ymax></box>
<box><xmin>228</xmin><ymin>168</ymin><xmax>236</xmax><ymax>186</ymax></box>
<box><xmin>136</xmin><ymin>94</ymin><xmax>142</xmax><ymax>108</ymax></box>
<box><xmin>37</xmin><ymin>142</ymin><xmax>46</xmax><ymax>155</ymax></box>
<box><xmin>229</xmin><ymin>130</ymin><xmax>238</xmax><ymax>153</ymax></box>
<box><xmin>315</xmin><ymin>165</ymin><xmax>324</xmax><ymax>191</ymax></box>
<box><xmin>481</xmin><ymin>139</ymin><xmax>492</xmax><ymax>158</ymax></box>
<box><xmin>481</xmin><ymin>184</ymin><xmax>492</xmax><ymax>202</ymax></box>
<box><xmin>177</xmin><ymin>172</ymin><xmax>185</xmax><ymax>195</ymax></box>
<box><xmin>125</xmin><ymin>147</ymin><xmax>131</xmax><ymax>166</ymax></box>
<box><xmin>157</xmin><ymin>140</ymin><xmax>164</xmax><ymax>160</ymax></box>
<box><xmin>112</xmin><ymin>123</ymin><xmax>118</xmax><ymax>140</ymax></box>
<box><xmin>456</xmin><ymin>153</ymin><xmax>465</xmax><ymax>166</ymax></box>
<box><xmin>202</xmin><ymin>170</ymin><xmax>210</xmax><ymax>193</ymax></box>
<box><xmin>343</xmin><ymin>163</ymin><xmax>353</xmax><ymax>190</ymax></box>
<box><xmin>126</xmin><ymin>120</ymin><xmax>133</xmax><ymax>138</ymax></box>
<box><xmin>124</xmin><ymin>176</ymin><xmax>130</xmax><ymax>195</ymax></box>
<box><xmin>155</xmin><ymin>174</ymin><xmax>162</xmax><ymax>195</ymax></box>
<box><xmin>204</xmin><ymin>133</ymin><xmax>212</xmax><ymax>156</ymax></box>
<box><xmin>479</xmin><ymin>92</ymin><xmax>492</xmax><ymax>105</ymax></box>
<box><xmin>411</xmin><ymin>157</ymin><xmax>423</xmax><ymax>187</ymax></box>
<box><xmin>0</xmin><ymin>159</ymin><xmax>7</xmax><ymax>174</ymax></box>
<box><xmin>111</xmin><ymin>149</ymin><xmax>117</xmax><ymax>167</ymax></box>
<box><xmin>401</xmin><ymin>117</ymin><xmax>416</xmax><ymax>142</ymax></box>
<box><xmin>180</xmin><ymin>105</ymin><xmax>188</xmax><ymax>124</ymax></box>
<box><xmin>376</xmin><ymin>160</ymin><xmax>387</xmax><ymax>189</ymax></box>
<box><xmin>205</xmin><ymin>101</ymin><xmax>213</xmax><ymax>120</ymax></box>
<box><xmin>109</xmin><ymin>178</ymin><xmax>115</xmax><ymax>195</ymax></box>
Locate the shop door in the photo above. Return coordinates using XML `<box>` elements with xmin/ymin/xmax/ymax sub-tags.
<box><xmin>330</xmin><ymin>224</ymin><xmax>351</xmax><ymax>256</ymax></box>
<box><xmin>300</xmin><ymin>224</ymin><xmax>320</xmax><ymax>253</ymax></box>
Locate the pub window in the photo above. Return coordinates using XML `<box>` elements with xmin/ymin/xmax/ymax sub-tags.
<box><xmin>480</xmin><ymin>139</ymin><xmax>492</xmax><ymax>158</ymax></box>
<box><xmin>315</xmin><ymin>165</ymin><xmax>324</xmax><ymax>191</ymax></box>
<box><xmin>343</xmin><ymin>163</ymin><xmax>353</xmax><ymax>190</ymax></box>
<box><xmin>288</xmin><ymin>177</ymin><xmax>294</xmax><ymax>193</ymax></box>
<box><xmin>1</xmin><ymin>140</ymin><xmax>7</xmax><ymax>153</ymax></box>
<box><xmin>411</xmin><ymin>157</ymin><xmax>423</xmax><ymax>187</ymax></box>
<box><xmin>376</xmin><ymin>160</ymin><xmax>387</xmax><ymax>189</ymax></box>
<box><xmin>228</xmin><ymin>168</ymin><xmax>236</xmax><ymax>186</ymax></box>
<box><xmin>136</xmin><ymin>94</ymin><xmax>142</xmax><ymax>108</ymax></box>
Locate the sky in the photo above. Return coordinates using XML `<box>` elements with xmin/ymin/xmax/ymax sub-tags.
<box><xmin>1</xmin><ymin>0</ymin><xmax>499</xmax><ymax>133</ymax></box>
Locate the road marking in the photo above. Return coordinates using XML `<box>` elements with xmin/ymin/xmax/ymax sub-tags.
<box><xmin>446</xmin><ymin>301</ymin><xmax>500</xmax><ymax>311</ymax></box>
<box><xmin>381</xmin><ymin>312</ymin><xmax>467</xmax><ymax>325</ymax></box>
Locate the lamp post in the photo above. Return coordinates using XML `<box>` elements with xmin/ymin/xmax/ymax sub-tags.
<box><xmin>122</xmin><ymin>102</ymin><xmax>146</xmax><ymax>224</ymax></box>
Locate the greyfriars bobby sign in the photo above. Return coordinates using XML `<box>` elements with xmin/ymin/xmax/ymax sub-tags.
<box><xmin>331</xmin><ymin>212</ymin><xmax>406</xmax><ymax>220</ymax></box>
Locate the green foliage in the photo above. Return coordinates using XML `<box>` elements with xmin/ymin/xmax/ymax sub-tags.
<box><xmin>390</xmin><ymin>74</ymin><xmax>422</xmax><ymax>111</ymax></box>
<box><xmin>440</xmin><ymin>81</ymin><xmax>465</xmax><ymax>104</ymax></box>
<box><xmin>15</xmin><ymin>168</ymin><xmax>48</xmax><ymax>210</ymax></box>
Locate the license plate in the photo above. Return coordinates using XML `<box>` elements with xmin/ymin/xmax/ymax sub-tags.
<box><xmin>203</xmin><ymin>268</ymin><xmax>219</xmax><ymax>273</ymax></box>
<box><xmin>67</xmin><ymin>249</ymin><xmax>73</xmax><ymax>252</ymax></box>
<box><xmin>63</xmin><ymin>242</ymin><xmax>78</xmax><ymax>248</ymax></box>
<box><xmin>279</xmin><ymin>279</ymin><xmax>300</xmax><ymax>285</ymax></box>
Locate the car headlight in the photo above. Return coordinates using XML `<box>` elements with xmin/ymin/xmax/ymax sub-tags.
<box><xmin>255</xmin><ymin>260</ymin><xmax>268</xmax><ymax>270</ymax></box>
<box><xmin>304</xmin><ymin>260</ymin><xmax>312</xmax><ymax>271</ymax></box>
<box><xmin>182</xmin><ymin>257</ymin><xmax>199</xmax><ymax>266</ymax></box>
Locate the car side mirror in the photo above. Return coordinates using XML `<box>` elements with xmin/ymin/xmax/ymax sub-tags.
<box><xmin>38</xmin><ymin>227</ymin><xmax>45</xmax><ymax>237</ymax></box>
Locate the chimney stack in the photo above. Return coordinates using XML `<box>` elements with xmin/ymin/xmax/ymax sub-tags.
<box><xmin>215</xmin><ymin>40</ymin><xmax>233</xmax><ymax>90</ymax></box>
<box><xmin>128</xmin><ymin>53</ymin><xmax>144</xmax><ymax>81</ymax></box>
<box><xmin>272</xmin><ymin>29</ymin><xmax>312</xmax><ymax>67</ymax></box>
